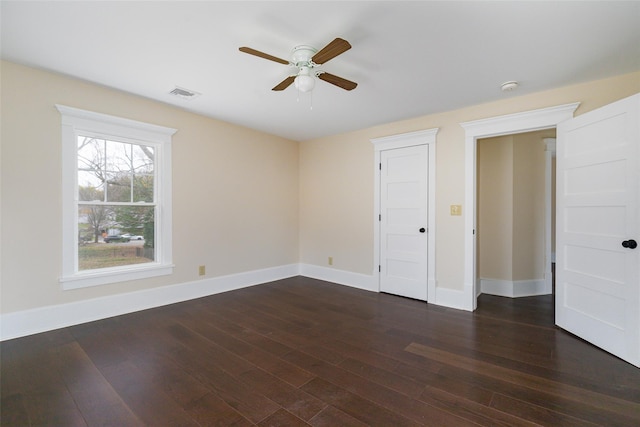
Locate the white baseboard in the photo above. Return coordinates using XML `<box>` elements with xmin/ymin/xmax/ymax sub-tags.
<box><xmin>0</xmin><ymin>264</ymin><xmax>299</xmax><ymax>341</ymax></box>
<box><xmin>299</xmin><ymin>265</ymin><xmax>471</xmax><ymax>312</ymax></box>
<box><xmin>299</xmin><ymin>264</ymin><xmax>377</xmax><ymax>292</ymax></box>
<box><xmin>480</xmin><ymin>278</ymin><xmax>550</xmax><ymax>298</ymax></box>
<box><xmin>434</xmin><ymin>286</ymin><xmax>468</xmax><ymax>311</ymax></box>
<box><xmin>1</xmin><ymin>263</ymin><xmax>477</xmax><ymax>341</ymax></box>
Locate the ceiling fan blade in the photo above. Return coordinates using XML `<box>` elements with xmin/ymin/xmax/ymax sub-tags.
<box><xmin>318</xmin><ymin>72</ymin><xmax>357</xmax><ymax>91</ymax></box>
<box><xmin>239</xmin><ymin>47</ymin><xmax>289</xmax><ymax>65</ymax></box>
<box><xmin>272</xmin><ymin>76</ymin><xmax>296</xmax><ymax>91</ymax></box>
<box><xmin>312</xmin><ymin>38</ymin><xmax>351</xmax><ymax>64</ymax></box>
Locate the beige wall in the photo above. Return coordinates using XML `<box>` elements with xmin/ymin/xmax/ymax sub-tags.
<box><xmin>477</xmin><ymin>135</ymin><xmax>514</xmax><ymax>280</ymax></box>
<box><xmin>298</xmin><ymin>131</ymin><xmax>373</xmax><ymax>272</ymax></box>
<box><xmin>2</xmin><ymin>59</ymin><xmax>638</xmax><ymax>316</ymax></box>
<box><xmin>512</xmin><ymin>130</ymin><xmax>551</xmax><ymax>281</ymax></box>
<box><xmin>477</xmin><ymin>130</ymin><xmax>553</xmax><ymax>282</ymax></box>
<box><xmin>0</xmin><ymin>61</ymin><xmax>299</xmax><ymax>314</ymax></box>
<box><xmin>299</xmin><ymin>71</ymin><xmax>640</xmax><ymax>291</ymax></box>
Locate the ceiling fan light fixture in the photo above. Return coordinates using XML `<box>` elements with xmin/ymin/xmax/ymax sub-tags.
<box><xmin>294</xmin><ymin>66</ymin><xmax>316</xmax><ymax>92</ymax></box>
<box><xmin>294</xmin><ymin>74</ymin><xmax>315</xmax><ymax>92</ymax></box>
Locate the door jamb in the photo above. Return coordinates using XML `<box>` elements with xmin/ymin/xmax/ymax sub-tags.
<box><xmin>460</xmin><ymin>103</ymin><xmax>579</xmax><ymax>311</ymax></box>
<box><xmin>371</xmin><ymin>128</ymin><xmax>438</xmax><ymax>302</ymax></box>
<box><xmin>543</xmin><ymin>137</ymin><xmax>556</xmax><ymax>294</ymax></box>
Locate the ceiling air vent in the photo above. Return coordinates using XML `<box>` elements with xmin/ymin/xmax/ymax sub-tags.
<box><xmin>168</xmin><ymin>86</ymin><xmax>201</xmax><ymax>100</ymax></box>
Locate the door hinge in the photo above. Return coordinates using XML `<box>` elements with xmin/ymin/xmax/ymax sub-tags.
<box><xmin>379</xmin><ymin>214</ymin><xmax>381</xmax><ymax>221</ymax></box>
<box><xmin>379</xmin><ymin>265</ymin><xmax>381</xmax><ymax>272</ymax></box>
<box><xmin>379</xmin><ymin>162</ymin><xmax>382</xmax><ymax>170</ymax></box>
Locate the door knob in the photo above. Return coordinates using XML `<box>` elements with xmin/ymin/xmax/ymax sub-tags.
<box><xmin>622</xmin><ymin>239</ymin><xmax>637</xmax><ymax>249</ymax></box>
<box><xmin>419</xmin><ymin>228</ymin><xmax>426</xmax><ymax>233</ymax></box>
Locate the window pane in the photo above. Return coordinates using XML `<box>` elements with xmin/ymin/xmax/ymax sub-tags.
<box><xmin>104</xmin><ymin>140</ymin><xmax>130</xmax><ymax>202</ymax></box>
<box><xmin>78</xmin><ymin>205</ymin><xmax>155</xmax><ymax>271</ymax></box>
<box><xmin>78</xmin><ymin>171</ymin><xmax>105</xmax><ymax>202</ymax></box>
<box><xmin>77</xmin><ymin>137</ymin><xmax>104</xmax><ymax>171</ymax></box>
<box><xmin>78</xmin><ymin>137</ymin><xmax>107</xmax><ymax>201</ymax></box>
<box><xmin>133</xmin><ymin>173</ymin><xmax>154</xmax><ymax>202</ymax></box>
<box><xmin>106</xmin><ymin>172</ymin><xmax>131</xmax><ymax>202</ymax></box>
<box><xmin>132</xmin><ymin>145</ymin><xmax>154</xmax><ymax>172</ymax></box>
<box><xmin>133</xmin><ymin>145</ymin><xmax>154</xmax><ymax>202</ymax></box>
<box><xmin>105</xmin><ymin>140</ymin><xmax>132</xmax><ymax>172</ymax></box>
<box><xmin>78</xmin><ymin>204</ymin><xmax>114</xmax><ymax>244</ymax></box>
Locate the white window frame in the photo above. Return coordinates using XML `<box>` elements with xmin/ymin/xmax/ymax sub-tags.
<box><xmin>56</xmin><ymin>105</ymin><xmax>176</xmax><ymax>290</ymax></box>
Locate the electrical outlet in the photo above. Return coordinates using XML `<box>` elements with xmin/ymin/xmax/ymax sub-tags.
<box><xmin>328</xmin><ymin>256</ymin><xmax>333</xmax><ymax>266</ymax></box>
<box><xmin>198</xmin><ymin>265</ymin><xmax>206</xmax><ymax>276</ymax></box>
<box><xmin>450</xmin><ymin>205</ymin><xmax>462</xmax><ymax>216</ymax></box>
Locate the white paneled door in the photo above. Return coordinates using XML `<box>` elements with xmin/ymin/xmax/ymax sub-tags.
<box><xmin>380</xmin><ymin>145</ymin><xmax>428</xmax><ymax>300</ymax></box>
<box><xmin>556</xmin><ymin>93</ymin><xmax>639</xmax><ymax>367</ymax></box>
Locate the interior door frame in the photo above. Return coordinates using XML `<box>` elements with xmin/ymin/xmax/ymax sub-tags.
<box><xmin>371</xmin><ymin>128</ymin><xmax>438</xmax><ymax>301</ymax></box>
<box><xmin>543</xmin><ymin>137</ymin><xmax>556</xmax><ymax>294</ymax></box>
<box><xmin>460</xmin><ymin>103</ymin><xmax>580</xmax><ymax>311</ymax></box>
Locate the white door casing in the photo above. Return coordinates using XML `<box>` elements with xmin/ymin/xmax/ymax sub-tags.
<box><xmin>379</xmin><ymin>145</ymin><xmax>428</xmax><ymax>300</ymax></box>
<box><xmin>461</xmin><ymin>103</ymin><xmax>580</xmax><ymax>311</ymax></box>
<box><xmin>556</xmin><ymin>93</ymin><xmax>640</xmax><ymax>367</ymax></box>
<box><xmin>371</xmin><ymin>129</ymin><xmax>437</xmax><ymax>302</ymax></box>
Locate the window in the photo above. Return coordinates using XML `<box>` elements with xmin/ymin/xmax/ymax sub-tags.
<box><xmin>57</xmin><ymin>105</ymin><xmax>176</xmax><ymax>289</ymax></box>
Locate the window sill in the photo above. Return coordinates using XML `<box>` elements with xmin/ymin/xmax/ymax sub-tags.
<box><xmin>60</xmin><ymin>263</ymin><xmax>174</xmax><ymax>290</ymax></box>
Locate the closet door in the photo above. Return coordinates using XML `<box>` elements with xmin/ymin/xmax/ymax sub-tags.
<box><xmin>379</xmin><ymin>145</ymin><xmax>428</xmax><ymax>301</ymax></box>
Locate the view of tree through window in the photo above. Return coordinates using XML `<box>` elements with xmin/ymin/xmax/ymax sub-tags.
<box><xmin>77</xmin><ymin>136</ymin><xmax>155</xmax><ymax>270</ymax></box>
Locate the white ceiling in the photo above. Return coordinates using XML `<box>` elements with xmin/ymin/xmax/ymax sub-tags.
<box><xmin>2</xmin><ymin>1</ymin><xmax>639</xmax><ymax>141</ymax></box>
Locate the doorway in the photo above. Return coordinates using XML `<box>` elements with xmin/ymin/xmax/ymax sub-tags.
<box><xmin>476</xmin><ymin>129</ymin><xmax>556</xmax><ymax>299</ymax></box>
<box><xmin>460</xmin><ymin>102</ymin><xmax>580</xmax><ymax>311</ymax></box>
<box><xmin>463</xmin><ymin>96</ymin><xmax>639</xmax><ymax>367</ymax></box>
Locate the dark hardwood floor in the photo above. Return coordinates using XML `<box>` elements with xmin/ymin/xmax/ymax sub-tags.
<box><xmin>2</xmin><ymin>276</ymin><xmax>639</xmax><ymax>426</ymax></box>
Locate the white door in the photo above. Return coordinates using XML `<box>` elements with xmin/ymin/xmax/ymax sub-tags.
<box><xmin>379</xmin><ymin>145</ymin><xmax>428</xmax><ymax>300</ymax></box>
<box><xmin>556</xmin><ymin>93</ymin><xmax>639</xmax><ymax>367</ymax></box>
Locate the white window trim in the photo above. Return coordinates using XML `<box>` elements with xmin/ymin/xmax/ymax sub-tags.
<box><xmin>56</xmin><ymin>105</ymin><xmax>177</xmax><ymax>290</ymax></box>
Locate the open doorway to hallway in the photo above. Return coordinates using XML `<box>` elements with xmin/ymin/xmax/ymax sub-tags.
<box><xmin>476</xmin><ymin>129</ymin><xmax>556</xmax><ymax>313</ymax></box>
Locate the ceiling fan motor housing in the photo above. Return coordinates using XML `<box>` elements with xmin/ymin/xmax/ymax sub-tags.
<box><xmin>291</xmin><ymin>45</ymin><xmax>318</xmax><ymax>67</ymax></box>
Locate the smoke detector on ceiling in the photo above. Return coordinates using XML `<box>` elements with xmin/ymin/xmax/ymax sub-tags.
<box><xmin>169</xmin><ymin>86</ymin><xmax>201</xmax><ymax>100</ymax></box>
<box><xmin>501</xmin><ymin>81</ymin><xmax>519</xmax><ymax>92</ymax></box>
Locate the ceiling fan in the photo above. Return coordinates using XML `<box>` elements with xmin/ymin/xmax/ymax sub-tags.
<box><xmin>239</xmin><ymin>37</ymin><xmax>357</xmax><ymax>93</ymax></box>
